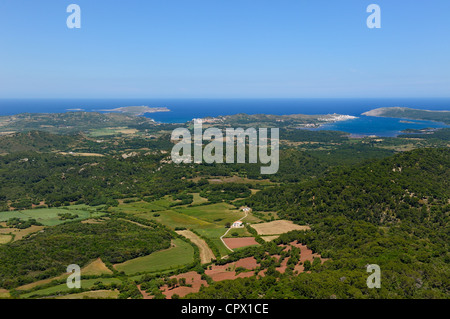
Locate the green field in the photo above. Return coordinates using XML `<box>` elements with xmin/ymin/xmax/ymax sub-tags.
<box><xmin>0</xmin><ymin>206</ymin><xmax>104</xmax><ymax>226</ymax></box>
<box><xmin>174</xmin><ymin>203</ymin><xmax>245</xmax><ymax>225</ymax></box>
<box><xmin>139</xmin><ymin>210</ymin><xmax>211</xmax><ymax>229</ymax></box>
<box><xmin>21</xmin><ymin>278</ymin><xmax>122</xmax><ymax>299</ymax></box>
<box><xmin>113</xmin><ymin>239</ymin><xmax>195</xmax><ymax>275</ymax></box>
<box><xmin>115</xmin><ymin>197</ymin><xmax>175</xmax><ymax>212</ymax></box>
<box><xmin>114</xmin><ymin>201</ymin><xmax>261</xmax><ymax>258</ymax></box>
<box><xmin>88</xmin><ymin>128</ymin><xmax>119</xmax><ymax>137</ymax></box>
<box><xmin>0</xmin><ymin>235</ymin><xmax>12</xmax><ymax>244</ymax></box>
<box><xmin>224</xmin><ymin>227</ymin><xmax>253</xmax><ymax>238</ymax></box>
<box><xmin>191</xmin><ymin>193</ymin><xmax>209</xmax><ymax>205</ymax></box>
<box><xmin>54</xmin><ymin>290</ymin><xmax>120</xmax><ymax>299</ymax></box>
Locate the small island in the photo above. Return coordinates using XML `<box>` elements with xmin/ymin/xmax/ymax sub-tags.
<box><xmin>99</xmin><ymin>106</ymin><xmax>170</xmax><ymax>116</ymax></box>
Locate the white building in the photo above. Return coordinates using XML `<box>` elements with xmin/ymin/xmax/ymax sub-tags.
<box><xmin>241</xmin><ymin>207</ymin><xmax>251</xmax><ymax>213</ymax></box>
<box><xmin>232</xmin><ymin>221</ymin><xmax>244</xmax><ymax>228</ymax></box>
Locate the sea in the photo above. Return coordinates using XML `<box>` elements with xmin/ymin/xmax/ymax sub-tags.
<box><xmin>0</xmin><ymin>98</ymin><xmax>449</xmax><ymax>137</ymax></box>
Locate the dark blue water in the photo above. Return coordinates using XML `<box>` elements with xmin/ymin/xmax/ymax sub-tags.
<box><xmin>0</xmin><ymin>98</ymin><xmax>448</xmax><ymax>136</ymax></box>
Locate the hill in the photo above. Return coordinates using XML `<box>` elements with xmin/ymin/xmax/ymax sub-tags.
<box><xmin>188</xmin><ymin>148</ymin><xmax>450</xmax><ymax>299</ymax></box>
<box><xmin>0</xmin><ymin>131</ymin><xmax>78</xmax><ymax>153</ymax></box>
<box><xmin>245</xmin><ymin>148</ymin><xmax>449</xmax><ymax>224</ymax></box>
<box><xmin>0</xmin><ymin>112</ymin><xmax>158</xmax><ymax>134</ymax></box>
<box><xmin>362</xmin><ymin>107</ymin><xmax>450</xmax><ymax>124</ymax></box>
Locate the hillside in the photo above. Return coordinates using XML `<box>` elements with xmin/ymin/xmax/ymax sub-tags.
<box><xmin>245</xmin><ymin>148</ymin><xmax>449</xmax><ymax>224</ymax></box>
<box><xmin>362</xmin><ymin>107</ymin><xmax>450</xmax><ymax>124</ymax></box>
<box><xmin>0</xmin><ymin>131</ymin><xmax>78</xmax><ymax>153</ymax></box>
<box><xmin>188</xmin><ymin>148</ymin><xmax>450</xmax><ymax>299</ymax></box>
<box><xmin>0</xmin><ymin>112</ymin><xmax>158</xmax><ymax>134</ymax></box>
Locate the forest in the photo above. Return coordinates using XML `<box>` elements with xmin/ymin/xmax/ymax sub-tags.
<box><xmin>0</xmin><ymin>218</ymin><xmax>173</xmax><ymax>289</ymax></box>
<box><xmin>190</xmin><ymin>148</ymin><xmax>450</xmax><ymax>298</ymax></box>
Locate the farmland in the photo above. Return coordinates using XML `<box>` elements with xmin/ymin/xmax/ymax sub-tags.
<box><xmin>252</xmin><ymin>220</ymin><xmax>311</xmax><ymax>242</ymax></box>
<box><xmin>0</xmin><ymin>111</ymin><xmax>448</xmax><ymax>299</ymax></box>
<box><xmin>0</xmin><ymin>192</ymin><xmax>318</xmax><ymax>299</ymax></box>
<box><xmin>176</xmin><ymin>230</ymin><xmax>215</xmax><ymax>264</ymax></box>
<box><xmin>112</xmin><ymin>199</ymin><xmax>263</xmax><ymax>257</ymax></box>
<box><xmin>114</xmin><ymin>239</ymin><xmax>195</xmax><ymax>275</ymax></box>
<box><xmin>0</xmin><ymin>206</ymin><xmax>105</xmax><ymax>226</ymax></box>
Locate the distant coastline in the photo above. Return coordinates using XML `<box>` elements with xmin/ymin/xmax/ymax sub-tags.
<box><xmin>0</xmin><ymin>99</ymin><xmax>449</xmax><ymax>136</ymax></box>
<box><xmin>362</xmin><ymin>107</ymin><xmax>450</xmax><ymax>125</ymax></box>
<box><xmin>97</xmin><ymin>106</ymin><xmax>171</xmax><ymax>116</ymax></box>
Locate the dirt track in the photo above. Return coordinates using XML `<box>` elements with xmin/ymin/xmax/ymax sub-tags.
<box><xmin>176</xmin><ymin>230</ymin><xmax>215</xmax><ymax>263</ymax></box>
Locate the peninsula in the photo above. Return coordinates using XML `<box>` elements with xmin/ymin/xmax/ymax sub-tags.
<box><xmin>362</xmin><ymin>107</ymin><xmax>450</xmax><ymax>124</ymax></box>
<box><xmin>99</xmin><ymin>106</ymin><xmax>171</xmax><ymax>116</ymax></box>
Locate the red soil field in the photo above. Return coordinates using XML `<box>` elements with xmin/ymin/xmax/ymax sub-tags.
<box><xmin>223</xmin><ymin>237</ymin><xmax>259</xmax><ymax>249</ymax></box>
<box><xmin>205</xmin><ymin>257</ymin><xmax>260</xmax><ymax>282</ymax></box>
<box><xmin>290</xmin><ymin>241</ymin><xmax>327</xmax><ymax>263</ymax></box>
<box><xmin>151</xmin><ymin>243</ymin><xmax>328</xmax><ymax>299</ymax></box>
<box><xmin>206</xmin><ymin>267</ymin><xmax>255</xmax><ymax>282</ymax></box>
<box><xmin>137</xmin><ymin>285</ymin><xmax>153</xmax><ymax>299</ymax></box>
<box><xmin>276</xmin><ymin>257</ymin><xmax>288</xmax><ymax>273</ymax></box>
<box><xmin>160</xmin><ymin>271</ymin><xmax>209</xmax><ymax>299</ymax></box>
<box><xmin>234</xmin><ymin>257</ymin><xmax>259</xmax><ymax>269</ymax></box>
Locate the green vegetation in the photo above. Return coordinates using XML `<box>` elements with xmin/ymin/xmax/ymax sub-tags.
<box><xmin>0</xmin><ymin>219</ymin><xmax>173</xmax><ymax>288</ymax></box>
<box><xmin>0</xmin><ymin>131</ymin><xmax>78</xmax><ymax>153</ymax></box>
<box><xmin>363</xmin><ymin>107</ymin><xmax>450</xmax><ymax>124</ymax></box>
<box><xmin>0</xmin><ymin>112</ymin><xmax>157</xmax><ymax>134</ymax></box>
<box><xmin>57</xmin><ymin>212</ymin><xmax>79</xmax><ymax>220</ymax></box>
<box><xmin>191</xmin><ymin>148</ymin><xmax>449</xmax><ymax>299</ymax></box>
<box><xmin>0</xmin><ymin>207</ymin><xmax>103</xmax><ymax>226</ymax></box>
<box><xmin>0</xmin><ymin>111</ymin><xmax>448</xmax><ymax>299</ymax></box>
<box><xmin>6</xmin><ymin>217</ymin><xmax>42</xmax><ymax>229</ymax></box>
<box><xmin>21</xmin><ymin>278</ymin><xmax>122</xmax><ymax>299</ymax></box>
<box><xmin>114</xmin><ymin>238</ymin><xmax>195</xmax><ymax>275</ymax></box>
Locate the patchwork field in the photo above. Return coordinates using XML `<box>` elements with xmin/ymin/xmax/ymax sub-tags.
<box><xmin>176</xmin><ymin>230</ymin><xmax>215</xmax><ymax>263</ymax></box>
<box><xmin>0</xmin><ymin>206</ymin><xmax>104</xmax><ymax>226</ymax></box>
<box><xmin>174</xmin><ymin>203</ymin><xmax>246</xmax><ymax>225</ymax></box>
<box><xmin>16</xmin><ymin>258</ymin><xmax>112</xmax><ymax>291</ymax></box>
<box><xmin>114</xmin><ymin>239</ymin><xmax>195</xmax><ymax>275</ymax></box>
<box><xmin>82</xmin><ymin>258</ymin><xmax>113</xmax><ymax>276</ymax></box>
<box><xmin>141</xmin><ymin>209</ymin><xmax>211</xmax><ymax>230</ymax></box>
<box><xmin>55</xmin><ymin>290</ymin><xmax>120</xmax><ymax>299</ymax></box>
<box><xmin>159</xmin><ymin>271</ymin><xmax>209</xmax><ymax>299</ymax></box>
<box><xmin>190</xmin><ymin>193</ymin><xmax>209</xmax><ymax>205</ymax></box>
<box><xmin>0</xmin><ymin>289</ymin><xmax>10</xmax><ymax>298</ymax></box>
<box><xmin>261</xmin><ymin>235</ymin><xmax>279</xmax><ymax>242</ymax></box>
<box><xmin>149</xmin><ymin>240</ymin><xmax>328</xmax><ymax>299</ymax></box>
<box><xmin>2</xmin><ymin>197</ymin><xmax>283</xmax><ymax>299</ymax></box>
<box><xmin>222</xmin><ymin>237</ymin><xmax>259</xmax><ymax>250</ymax></box>
<box><xmin>0</xmin><ymin>224</ymin><xmax>45</xmax><ymax>243</ymax></box>
<box><xmin>0</xmin><ymin>234</ymin><xmax>12</xmax><ymax>244</ymax></box>
<box><xmin>115</xmin><ymin>200</ymin><xmax>263</xmax><ymax>259</ymax></box>
<box><xmin>21</xmin><ymin>278</ymin><xmax>122</xmax><ymax>299</ymax></box>
<box><xmin>223</xmin><ymin>227</ymin><xmax>253</xmax><ymax>238</ymax></box>
<box><xmin>88</xmin><ymin>127</ymin><xmax>140</xmax><ymax>137</ymax></box>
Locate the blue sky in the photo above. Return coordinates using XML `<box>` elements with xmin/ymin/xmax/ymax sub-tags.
<box><xmin>0</xmin><ymin>0</ymin><xmax>449</xmax><ymax>98</ymax></box>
